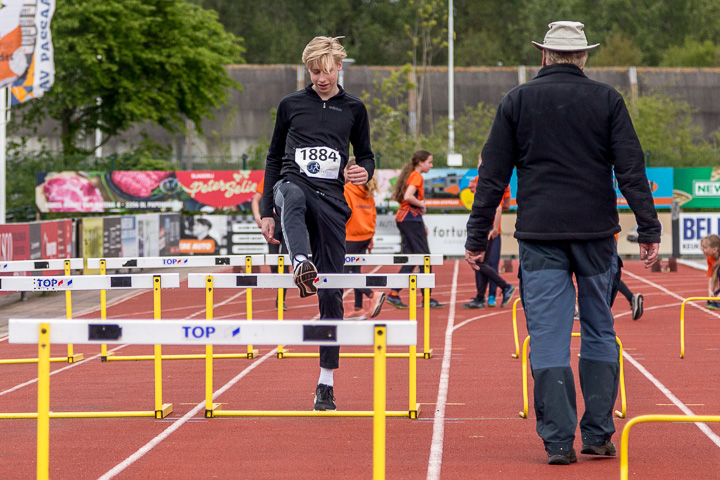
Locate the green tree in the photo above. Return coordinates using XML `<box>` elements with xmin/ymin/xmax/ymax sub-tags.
<box><xmin>13</xmin><ymin>0</ymin><xmax>244</xmax><ymax>157</ymax></box>
<box><xmin>660</xmin><ymin>38</ymin><xmax>720</xmax><ymax>67</ymax></box>
<box><xmin>591</xmin><ymin>32</ymin><xmax>644</xmax><ymax>66</ymax></box>
<box><xmin>629</xmin><ymin>92</ymin><xmax>717</xmax><ymax>166</ymax></box>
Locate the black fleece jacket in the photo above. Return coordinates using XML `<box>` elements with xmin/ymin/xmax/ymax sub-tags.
<box><xmin>465</xmin><ymin>64</ymin><xmax>661</xmax><ymax>252</ymax></box>
<box><xmin>260</xmin><ymin>84</ymin><xmax>375</xmax><ymax>218</ymax></box>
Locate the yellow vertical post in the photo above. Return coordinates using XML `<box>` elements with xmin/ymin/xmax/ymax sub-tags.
<box><xmin>37</xmin><ymin>323</ymin><xmax>50</xmax><ymax>480</ymax></box>
<box><xmin>64</xmin><ymin>260</ymin><xmax>75</xmax><ymax>362</ymax></box>
<box><xmin>423</xmin><ymin>256</ymin><xmax>431</xmax><ymax>358</ymax></box>
<box><xmin>373</xmin><ymin>325</ymin><xmax>387</xmax><ymax>480</ymax></box>
<box><xmin>408</xmin><ymin>275</ymin><xmax>418</xmax><ymax>418</ymax></box>
<box><xmin>277</xmin><ymin>255</ymin><xmax>285</xmax><ymax>358</ymax></box>
<box><xmin>100</xmin><ymin>260</ymin><xmax>110</xmax><ymax>360</ymax></box>
<box><xmin>153</xmin><ymin>275</ymin><xmax>163</xmax><ymax>418</ymax></box>
<box><xmin>205</xmin><ymin>275</ymin><xmax>214</xmax><ymax>415</ymax></box>
<box><xmin>245</xmin><ymin>256</ymin><xmax>255</xmax><ymax>358</ymax></box>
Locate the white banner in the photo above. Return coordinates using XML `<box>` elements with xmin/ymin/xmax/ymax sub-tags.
<box><xmin>4</xmin><ymin>0</ymin><xmax>55</xmax><ymax>103</ymax></box>
<box><xmin>679</xmin><ymin>213</ymin><xmax>720</xmax><ymax>254</ymax></box>
<box><xmin>375</xmin><ymin>214</ymin><xmax>469</xmax><ymax>256</ymax></box>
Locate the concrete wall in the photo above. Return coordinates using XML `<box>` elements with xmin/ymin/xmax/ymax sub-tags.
<box><xmin>14</xmin><ymin>66</ymin><xmax>720</xmax><ymax>162</ymax></box>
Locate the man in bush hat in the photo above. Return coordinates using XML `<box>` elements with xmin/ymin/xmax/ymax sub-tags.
<box><xmin>465</xmin><ymin>21</ymin><xmax>661</xmax><ymax>465</ymax></box>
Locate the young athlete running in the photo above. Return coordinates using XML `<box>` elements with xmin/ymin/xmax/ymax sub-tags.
<box><xmin>385</xmin><ymin>150</ymin><xmax>444</xmax><ymax>309</ymax></box>
<box><xmin>700</xmin><ymin>234</ymin><xmax>720</xmax><ymax>309</ymax></box>
<box><xmin>343</xmin><ymin>157</ymin><xmax>386</xmax><ymax>319</ymax></box>
<box><xmin>260</xmin><ymin>36</ymin><xmax>375</xmax><ymax>411</ymax></box>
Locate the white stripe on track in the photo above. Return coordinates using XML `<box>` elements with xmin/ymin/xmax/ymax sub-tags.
<box><xmin>98</xmin><ymin>349</ymin><xmax>277</xmax><ymax>480</ymax></box>
<box><xmin>621</xmin><ymin>269</ymin><xmax>720</xmax><ymax>447</ymax></box>
<box><xmin>622</xmin><ymin>352</ymin><xmax>720</xmax><ymax>447</ymax></box>
<box><xmin>426</xmin><ymin>260</ymin><xmax>459</xmax><ymax>480</ymax></box>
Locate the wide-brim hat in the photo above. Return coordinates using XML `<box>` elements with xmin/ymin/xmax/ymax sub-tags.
<box><xmin>532</xmin><ymin>21</ymin><xmax>599</xmax><ymax>52</ymax></box>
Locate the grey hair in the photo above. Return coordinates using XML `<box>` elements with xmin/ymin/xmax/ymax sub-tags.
<box><xmin>544</xmin><ymin>49</ymin><xmax>588</xmax><ymax>68</ymax></box>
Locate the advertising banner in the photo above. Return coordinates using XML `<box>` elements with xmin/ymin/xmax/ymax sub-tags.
<box><xmin>3</xmin><ymin>0</ymin><xmax>56</xmax><ymax>103</ymax></box>
<box><xmin>673</xmin><ymin>168</ymin><xmax>720</xmax><ymax>208</ymax></box>
<box><xmin>679</xmin><ymin>213</ymin><xmax>720</xmax><ymax>254</ymax></box>
<box><xmin>36</xmin><ymin>171</ymin><xmax>263</xmax><ymax>213</ymax></box>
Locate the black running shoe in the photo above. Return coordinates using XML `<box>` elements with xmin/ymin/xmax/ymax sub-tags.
<box><xmin>293</xmin><ymin>260</ymin><xmax>318</xmax><ymax>298</ymax></box>
<box><xmin>581</xmin><ymin>441</ymin><xmax>616</xmax><ymax>456</ymax></box>
<box><xmin>548</xmin><ymin>448</ymin><xmax>577</xmax><ymax>465</ymax></box>
<box><xmin>421</xmin><ymin>298</ymin><xmax>444</xmax><ymax>309</ymax></box>
<box><xmin>386</xmin><ymin>294</ymin><xmax>408</xmax><ymax>309</ymax></box>
<box><xmin>314</xmin><ymin>384</ymin><xmax>336</xmax><ymax>411</ymax></box>
<box><xmin>500</xmin><ymin>285</ymin><xmax>516</xmax><ymax>308</ymax></box>
<box><xmin>631</xmin><ymin>293</ymin><xmax>643</xmax><ymax>320</ymax></box>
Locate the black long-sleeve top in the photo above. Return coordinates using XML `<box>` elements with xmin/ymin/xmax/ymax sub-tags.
<box><xmin>260</xmin><ymin>84</ymin><xmax>375</xmax><ymax>218</ymax></box>
<box><xmin>466</xmin><ymin>64</ymin><xmax>661</xmax><ymax>252</ymax></box>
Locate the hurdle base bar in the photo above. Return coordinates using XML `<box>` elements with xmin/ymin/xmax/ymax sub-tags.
<box><xmin>0</xmin><ymin>410</ymin><xmax>160</xmax><ymax>419</ymax></box>
<box><xmin>423</xmin><ymin>349</ymin><xmax>433</xmax><ymax>359</ymax></box>
<box><xmin>104</xmin><ymin>352</ymin><xmax>259</xmax><ymax>362</ymax></box>
<box><xmin>277</xmin><ymin>352</ymin><xmax>428</xmax><ymax>359</ymax></box>
<box><xmin>211</xmin><ymin>408</ymin><xmax>419</xmax><ymax>418</ymax></box>
<box><xmin>101</xmin><ymin>352</ymin><xmax>115</xmax><ymax>362</ymax></box>
<box><xmin>155</xmin><ymin>403</ymin><xmax>173</xmax><ymax>419</ymax></box>
<box><xmin>0</xmin><ymin>356</ymin><xmax>76</xmax><ymax>365</ymax></box>
<box><xmin>205</xmin><ymin>404</ymin><xmax>223</xmax><ymax>418</ymax></box>
<box><xmin>67</xmin><ymin>353</ymin><xmax>84</xmax><ymax>363</ymax></box>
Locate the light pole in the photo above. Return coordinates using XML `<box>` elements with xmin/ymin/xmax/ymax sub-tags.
<box><xmin>446</xmin><ymin>0</ymin><xmax>462</xmax><ymax>166</ymax></box>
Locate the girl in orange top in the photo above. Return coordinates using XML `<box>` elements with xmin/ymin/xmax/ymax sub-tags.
<box><xmin>386</xmin><ymin>150</ymin><xmax>443</xmax><ymax>309</ymax></box>
<box><xmin>700</xmin><ymin>234</ymin><xmax>720</xmax><ymax>309</ymax></box>
<box><xmin>343</xmin><ymin>157</ymin><xmax>386</xmax><ymax>319</ymax></box>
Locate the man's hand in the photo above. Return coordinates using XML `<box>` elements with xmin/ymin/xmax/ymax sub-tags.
<box><xmin>261</xmin><ymin>217</ymin><xmax>280</xmax><ymax>244</ymax></box>
<box><xmin>346</xmin><ymin>165</ymin><xmax>369</xmax><ymax>185</ymax></box>
<box><xmin>465</xmin><ymin>249</ymin><xmax>485</xmax><ymax>270</ymax></box>
<box><xmin>639</xmin><ymin>242</ymin><xmax>659</xmax><ymax>268</ymax></box>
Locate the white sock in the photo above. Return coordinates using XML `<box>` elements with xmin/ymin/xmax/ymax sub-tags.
<box><xmin>293</xmin><ymin>254</ymin><xmax>308</xmax><ymax>269</ymax></box>
<box><xmin>318</xmin><ymin>368</ymin><xmax>334</xmax><ymax>387</ymax></box>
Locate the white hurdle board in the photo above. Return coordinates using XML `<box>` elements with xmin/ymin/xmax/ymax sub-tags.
<box><xmin>187</xmin><ymin>273</ymin><xmax>435</xmax><ymax>290</ymax></box>
<box><xmin>265</xmin><ymin>254</ymin><xmax>443</xmax><ymax>266</ymax></box>
<box><xmin>9</xmin><ymin>319</ymin><xmax>417</xmax><ymax>347</ymax></box>
<box><xmin>0</xmin><ymin>273</ymin><xmax>180</xmax><ymax>292</ymax></box>
<box><xmin>0</xmin><ymin>258</ymin><xmax>84</xmax><ymax>273</ymax></box>
<box><xmin>86</xmin><ymin>255</ymin><xmax>265</xmax><ymax>269</ymax></box>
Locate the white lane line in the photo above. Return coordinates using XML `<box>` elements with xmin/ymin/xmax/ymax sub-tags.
<box><xmin>98</xmin><ymin>349</ymin><xmax>277</xmax><ymax>480</ymax></box>
<box><xmin>623</xmin><ymin>352</ymin><xmax>720</xmax><ymax>447</ymax></box>
<box><xmin>621</xmin><ymin>269</ymin><xmax>720</xmax><ymax>447</ymax></box>
<box><xmin>426</xmin><ymin>260</ymin><xmax>459</xmax><ymax>480</ymax></box>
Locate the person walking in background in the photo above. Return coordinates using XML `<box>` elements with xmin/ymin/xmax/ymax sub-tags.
<box><xmin>385</xmin><ymin>150</ymin><xmax>443</xmax><ymax>309</ymax></box>
<box><xmin>700</xmin><ymin>234</ymin><xmax>720</xmax><ymax>309</ymax></box>
<box><xmin>343</xmin><ymin>156</ymin><xmax>386</xmax><ymax>319</ymax></box>
<box><xmin>465</xmin><ymin>21</ymin><xmax>660</xmax><ymax>465</ymax></box>
<box><xmin>251</xmin><ymin>177</ymin><xmax>288</xmax><ymax>311</ymax></box>
<box><xmin>464</xmin><ymin>154</ymin><xmax>516</xmax><ymax>309</ymax></box>
<box><xmin>260</xmin><ymin>36</ymin><xmax>375</xmax><ymax>411</ymax></box>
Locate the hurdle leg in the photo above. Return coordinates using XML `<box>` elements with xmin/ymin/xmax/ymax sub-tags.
<box><xmin>205</xmin><ymin>276</ymin><xmax>222</xmax><ymax>417</ymax></box>
<box><xmin>408</xmin><ymin>276</ymin><xmax>419</xmax><ymax>418</ymax></box>
<box><xmin>422</xmin><ymin>257</ymin><xmax>432</xmax><ymax>359</ymax></box>
<box><xmin>65</xmin><ymin>260</ymin><xmax>83</xmax><ymax>363</ymax></box>
<box><xmin>373</xmin><ymin>325</ymin><xmax>387</xmax><ymax>480</ymax></box>
<box><xmin>153</xmin><ymin>276</ymin><xmax>172</xmax><ymax>418</ymax></box>
<box><xmin>100</xmin><ymin>259</ymin><xmax>113</xmax><ymax>361</ymax></box>
<box><xmin>37</xmin><ymin>323</ymin><xmax>50</xmax><ymax>480</ymax></box>
<box><xmin>511</xmin><ymin>298</ymin><xmax>521</xmax><ymax>358</ymax></box>
<box><xmin>277</xmin><ymin>256</ymin><xmax>285</xmax><ymax>358</ymax></box>
<box><xmin>520</xmin><ymin>336</ymin><xmax>530</xmax><ymax>418</ymax></box>
<box><xmin>245</xmin><ymin>256</ymin><xmax>258</xmax><ymax>359</ymax></box>
<box><xmin>615</xmin><ymin>336</ymin><xmax>627</xmax><ymax>418</ymax></box>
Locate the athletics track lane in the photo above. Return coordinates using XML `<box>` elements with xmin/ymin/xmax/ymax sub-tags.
<box><xmin>0</xmin><ymin>261</ymin><xmax>718</xmax><ymax>479</ymax></box>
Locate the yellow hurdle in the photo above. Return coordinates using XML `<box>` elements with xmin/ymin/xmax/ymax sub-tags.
<box><xmin>519</xmin><ymin>333</ymin><xmax>627</xmax><ymax>419</ymax></box>
<box><xmin>679</xmin><ymin>296</ymin><xmax>720</xmax><ymax>358</ymax></box>
<box><xmin>511</xmin><ymin>297</ymin><xmax>522</xmax><ymax>358</ymax></box>
<box><xmin>620</xmin><ymin>414</ymin><xmax>720</xmax><ymax>480</ymax></box>
<box><xmin>373</xmin><ymin>325</ymin><xmax>387</xmax><ymax>480</ymax></box>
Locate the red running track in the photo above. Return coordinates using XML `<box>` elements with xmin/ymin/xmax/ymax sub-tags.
<box><xmin>0</xmin><ymin>261</ymin><xmax>718</xmax><ymax>479</ymax></box>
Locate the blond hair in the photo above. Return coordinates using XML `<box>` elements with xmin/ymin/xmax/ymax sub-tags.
<box><xmin>346</xmin><ymin>156</ymin><xmax>378</xmax><ymax>195</ymax></box>
<box><xmin>544</xmin><ymin>49</ymin><xmax>588</xmax><ymax>68</ymax></box>
<box><xmin>302</xmin><ymin>36</ymin><xmax>347</xmax><ymax>73</ymax></box>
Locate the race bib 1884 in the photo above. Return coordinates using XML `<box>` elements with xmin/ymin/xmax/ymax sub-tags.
<box><xmin>294</xmin><ymin>146</ymin><xmax>341</xmax><ymax>179</ymax></box>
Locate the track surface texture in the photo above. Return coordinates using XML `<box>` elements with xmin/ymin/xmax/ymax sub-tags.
<box><xmin>1</xmin><ymin>261</ymin><xmax>719</xmax><ymax>479</ymax></box>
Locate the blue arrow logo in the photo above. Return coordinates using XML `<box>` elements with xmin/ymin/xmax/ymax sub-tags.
<box><xmin>232</xmin><ymin>327</ymin><xmax>240</xmax><ymax>337</ymax></box>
